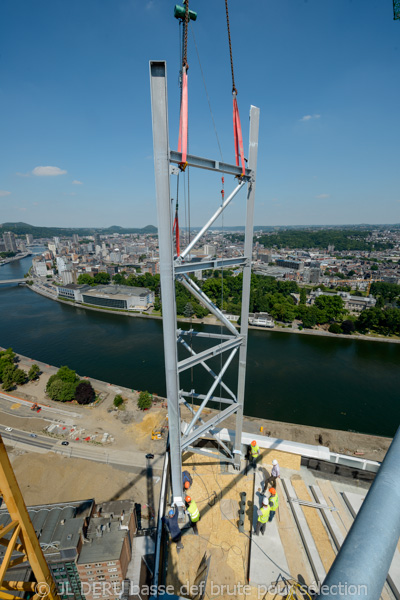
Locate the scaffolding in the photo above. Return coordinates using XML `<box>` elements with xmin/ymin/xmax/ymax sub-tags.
<box><xmin>150</xmin><ymin>60</ymin><xmax>259</xmax><ymax>507</ymax></box>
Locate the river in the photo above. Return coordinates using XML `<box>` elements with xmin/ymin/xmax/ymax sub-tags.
<box><xmin>1</xmin><ymin>252</ymin><xmax>399</xmax><ymax>437</ymax></box>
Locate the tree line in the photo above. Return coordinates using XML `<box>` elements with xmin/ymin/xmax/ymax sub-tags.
<box><xmin>0</xmin><ymin>348</ymin><xmax>40</xmax><ymax>391</ymax></box>
<box><xmin>76</xmin><ymin>269</ymin><xmax>400</xmax><ymax>337</ymax></box>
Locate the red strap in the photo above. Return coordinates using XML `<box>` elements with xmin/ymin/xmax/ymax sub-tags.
<box><xmin>233</xmin><ymin>95</ymin><xmax>245</xmax><ymax>176</ymax></box>
<box><xmin>178</xmin><ymin>69</ymin><xmax>188</xmax><ymax>165</ymax></box>
<box><xmin>173</xmin><ymin>212</ymin><xmax>180</xmax><ymax>256</ymax></box>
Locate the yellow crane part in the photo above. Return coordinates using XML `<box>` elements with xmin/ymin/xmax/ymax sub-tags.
<box><xmin>0</xmin><ymin>435</ymin><xmax>61</xmax><ymax>600</ymax></box>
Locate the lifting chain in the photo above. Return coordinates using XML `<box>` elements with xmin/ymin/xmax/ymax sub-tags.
<box><xmin>225</xmin><ymin>0</ymin><xmax>237</xmax><ymax>94</ymax></box>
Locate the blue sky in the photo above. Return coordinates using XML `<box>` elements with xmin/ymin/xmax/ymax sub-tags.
<box><xmin>1</xmin><ymin>0</ymin><xmax>399</xmax><ymax>228</ymax></box>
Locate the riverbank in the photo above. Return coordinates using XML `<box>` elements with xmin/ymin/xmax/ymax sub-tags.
<box><xmin>28</xmin><ymin>281</ymin><xmax>400</xmax><ymax>344</ymax></box>
<box><xmin>1</xmin><ymin>347</ymin><xmax>392</xmax><ymax>462</ymax></box>
<box><xmin>0</xmin><ymin>251</ymin><xmax>31</xmax><ymax>266</ymax></box>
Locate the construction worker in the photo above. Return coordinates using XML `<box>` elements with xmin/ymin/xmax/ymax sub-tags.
<box><xmin>185</xmin><ymin>496</ymin><xmax>200</xmax><ymax>535</ymax></box>
<box><xmin>249</xmin><ymin>440</ymin><xmax>260</xmax><ymax>469</ymax></box>
<box><xmin>182</xmin><ymin>470</ymin><xmax>193</xmax><ymax>491</ymax></box>
<box><xmin>255</xmin><ymin>497</ymin><xmax>270</xmax><ymax>536</ymax></box>
<box><xmin>264</xmin><ymin>458</ymin><xmax>280</xmax><ymax>491</ymax></box>
<box><xmin>268</xmin><ymin>488</ymin><xmax>279</xmax><ymax>522</ymax></box>
<box><xmin>162</xmin><ymin>507</ymin><xmax>184</xmax><ymax>553</ymax></box>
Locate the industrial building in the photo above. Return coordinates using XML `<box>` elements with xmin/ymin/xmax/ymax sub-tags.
<box><xmin>56</xmin><ymin>283</ymin><xmax>154</xmax><ymax>310</ymax></box>
<box><xmin>0</xmin><ymin>498</ymin><xmax>137</xmax><ymax>600</ymax></box>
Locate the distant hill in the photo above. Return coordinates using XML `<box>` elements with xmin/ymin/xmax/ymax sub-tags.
<box><xmin>0</xmin><ymin>222</ymin><xmax>157</xmax><ymax>238</ymax></box>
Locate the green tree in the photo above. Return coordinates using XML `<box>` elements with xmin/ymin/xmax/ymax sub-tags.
<box><xmin>314</xmin><ymin>295</ymin><xmax>344</xmax><ymax>321</ymax></box>
<box><xmin>299</xmin><ymin>288</ymin><xmax>307</xmax><ymax>305</ymax></box>
<box><xmin>114</xmin><ymin>394</ymin><xmax>124</xmax><ymax>408</ymax></box>
<box><xmin>28</xmin><ymin>364</ymin><xmax>40</xmax><ymax>380</ymax></box>
<box><xmin>47</xmin><ymin>380</ymin><xmax>76</xmax><ymax>402</ymax></box>
<box><xmin>77</xmin><ymin>273</ymin><xmax>95</xmax><ymax>285</ymax></box>
<box><xmin>13</xmin><ymin>368</ymin><xmax>27</xmax><ymax>385</ymax></box>
<box><xmin>154</xmin><ymin>297</ymin><xmax>161</xmax><ymax>312</ymax></box>
<box><xmin>328</xmin><ymin>323</ymin><xmax>342</xmax><ymax>334</ymax></box>
<box><xmin>138</xmin><ymin>391</ymin><xmax>152</xmax><ymax>410</ymax></box>
<box><xmin>183</xmin><ymin>302</ymin><xmax>194</xmax><ymax>318</ymax></box>
<box><xmin>57</xmin><ymin>366</ymin><xmax>78</xmax><ymax>383</ymax></box>
<box><xmin>2</xmin><ymin>372</ymin><xmax>14</xmax><ymax>391</ymax></box>
<box><xmin>341</xmin><ymin>320</ymin><xmax>356</xmax><ymax>335</ymax></box>
<box><xmin>47</xmin><ymin>379</ymin><xmax>65</xmax><ymax>400</ymax></box>
<box><xmin>93</xmin><ymin>272</ymin><xmax>111</xmax><ymax>285</ymax></box>
<box><xmin>112</xmin><ymin>273</ymin><xmax>126</xmax><ymax>285</ymax></box>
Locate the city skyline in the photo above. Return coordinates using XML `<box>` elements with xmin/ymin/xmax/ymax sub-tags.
<box><xmin>1</xmin><ymin>0</ymin><xmax>399</xmax><ymax>227</ymax></box>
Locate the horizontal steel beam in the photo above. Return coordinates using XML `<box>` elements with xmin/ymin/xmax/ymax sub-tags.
<box><xmin>170</xmin><ymin>150</ymin><xmax>252</xmax><ymax>179</ymax></box>
<box><xmin>182</xmin><ymin>400</ymin><xmax>233</xmax><ymax>458</ymax></box>
<box><xmin>180</xmin><ymin>391</ymin><xmax>236</xmax><ymax>405</ymax></box>
<box><xmin>184</xmin><ymin>445</ymin><xmax>235</xmax><ymax>462</ymax></box>
<box><xmin>174</xmin><ymin>256</ymin><xmax>247</xmax><ymax>274</ymax></box>
<box><xmin>177</xmin><ymin>337</ymin><xmax>242</xmax><ymax>373</ymax></box>
<box><xmin>178</xmin><ymin>330</ymin><xmax>235</xmax><ymax>341</ymax></box>
<box><xmin>181</xmin><ymin>404</ymin><xmax>240</xmax><ymax>450</ymax></box>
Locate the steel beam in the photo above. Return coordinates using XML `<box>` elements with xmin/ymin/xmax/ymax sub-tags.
<box><xmin>182</xmin><ymin>348</ymin><xmax>239</xmax><ymax>436</ymax></box>
<box><xmin>181</xmin><ymin>404</ymin><xmax>240</xmax><ymax>450</ymax></box>
<box><xmin>179</xmin><ymin>274</ymin><xmax>240</xmax><ymax>336</ymax></box>
<box><xmin>179</xmin><ymin>181</ymin><xmax>245</xmax><ymax>260</ymax></box>
<box><xmin>234</xmin><ymin>105</ymin><xmax>260</xmax><ymax>468</ymax></box>
<box><xmin>177</xmin><ymin>337</ymin><xmax>242</xmax><ymax>373</ymax></box>
<box><xmin>170</xmin><ymin>150</ymin><xmax>252</xmax><ymax>179</ymax></box>
<box><xmin>316</xmin><ymin>426</ymin><xmax>400</xmax><ymax>600</ymax></box>
<box><xmin>182</xmin><ymin>400</ymin><xmax>233</xmax><ymax>457</ymax></box>
<box><xmin>181</xmin><ymin>392</ymin><xmax>235</xmax><ymax>405</ymax></box>
<box><xmin>174</xmin><ymin>256</ymin><xmax>247</xmax><ymax>274</ymax></box>
<box><xmin>185</xmin><ymin>446</ymin><xmax>235</xmax><ymax>462</ymax></box>
<box><xmin>178</xmin><ymin>338</ymin><xmax>237</xmax><ymax>400</ymax></box>
<box><xmin>178</xmin><ymin>330</ymin><xmax>235</xmax><ymax>341</ymax></box>
<box><xmin>150</xmin><ymin>60</ymin><xmax>183</xmax><ymax>507</ymax></box>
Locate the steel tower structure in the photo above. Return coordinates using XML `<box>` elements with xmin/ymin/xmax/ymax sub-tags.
<box><xmin>150</xmin><ymin>61</ymin><xmax>259</xmax><ymax>507</ymax></box>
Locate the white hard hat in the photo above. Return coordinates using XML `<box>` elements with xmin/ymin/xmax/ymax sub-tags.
<box><xmin>262</xmin><ymin>497</ymin><xmax>269</xmax><ymax>506</ymax></box>
<box><xmin>272</xmin><ymin>459</ymin><xmax>278</xmax><ymax>465</ymax></box>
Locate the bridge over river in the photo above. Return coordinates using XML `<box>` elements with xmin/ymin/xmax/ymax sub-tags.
<box><xmin>0</xmin><ymin>278</ymin><xmax>26</xmax><ymax>285</ymax></box>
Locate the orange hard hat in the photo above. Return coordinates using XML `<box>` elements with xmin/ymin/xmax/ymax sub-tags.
<box><xmin>269</xmin><ymin>488</ymin><xmax>276</xmax><ymax>495</ymax></box>
<box><xmin>185</xmin><ymin>496</ymin><xmax>191</xmax><ymax>503</ymax></box>
<box><xmin>251</xmin><ymin>440</ymin><xmax>257</xmax><ymax>447</ymax></box>
<box><xmin>184</xmin><ymin>481</ymin><xmax>190</xmax><ymax>489</ymax></box>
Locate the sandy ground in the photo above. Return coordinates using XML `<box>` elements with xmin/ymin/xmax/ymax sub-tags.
<box><xmin>7</xmin><ymin>449</ymin><xmax>160</xmax><ymax>518</ymax></box>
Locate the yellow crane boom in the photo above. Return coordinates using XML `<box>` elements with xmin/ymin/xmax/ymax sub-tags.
<box><xmin>0</xmin><ymin>435</ymin><xmax>61</xmax><ymax>600</ymax></box>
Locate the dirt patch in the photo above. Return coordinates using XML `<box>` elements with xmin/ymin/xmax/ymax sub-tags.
<box><xmin>9</xmin><ymin>451</ymin><xmax>159</xmax><ymax>508</ymax></box>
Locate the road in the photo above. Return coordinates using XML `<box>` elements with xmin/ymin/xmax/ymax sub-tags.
<box><xmin>0</xmin><ymin>392</ymin><xmax>82</xmax><ymax>422</ymax></box>
<box><xmin>1</xmin><ymin>426</ymin><xmax>164</xmax><ymax>473</ymax></box>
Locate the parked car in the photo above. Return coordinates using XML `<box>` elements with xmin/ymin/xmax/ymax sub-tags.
<box><xmin>145</xmin><ymin>453</ymin><xmax>154</xmax><ymax>460</ymax></box>
<box><xmin>5</xmin><ymin>427</ymin><xmax>13</xmax><ymax>432</ymax></box>
<box><xmin>61</xmin><ymin>441</ymin><xmax>69</xmax><ymax>446</ymax></box>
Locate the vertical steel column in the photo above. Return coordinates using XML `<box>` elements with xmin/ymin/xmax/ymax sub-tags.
<box><xmin>149</xmin><ymin>61</ymin><xmax>183</xmax><ymax>507</ymax></box>
<box><xmin>234</xmin><ymin>106</ymin><xmax>260</xmax><ymax>469</ymax></box>
<box><xmin>316</xmin><ymin>426</ymin><xmax>400</xmax><ymax>600</ymax></box>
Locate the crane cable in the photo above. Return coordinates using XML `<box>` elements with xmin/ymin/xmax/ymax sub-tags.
<box><xmin>225</xmin><ymin>0</ymin><xmax>246</xmax><ymax>177</ymax></box>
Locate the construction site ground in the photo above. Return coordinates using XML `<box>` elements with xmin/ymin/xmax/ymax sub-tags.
<box><xmin>163</xmin><ymin>448</ymin><xmax>398</xmax><ymax>600</ymax></box>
